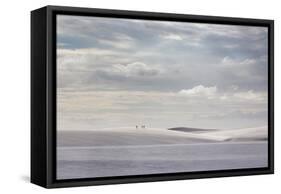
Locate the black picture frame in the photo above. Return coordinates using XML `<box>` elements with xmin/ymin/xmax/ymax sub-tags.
<box><xmin>31</xmin><ymin>5</ymin><xmax>274</xmax><ymax>188</ymax></box>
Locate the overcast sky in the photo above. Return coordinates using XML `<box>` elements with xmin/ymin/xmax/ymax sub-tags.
<box><xmin>57</xmin><ymin>15</ymin><xmax>268</xmax><ymax>130</ymax></box>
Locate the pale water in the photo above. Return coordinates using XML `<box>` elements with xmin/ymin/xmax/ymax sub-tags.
<box><xmin>57</xmin><ymin>142</ymin><xmax>267</xmax><ymax>179</ymax></box>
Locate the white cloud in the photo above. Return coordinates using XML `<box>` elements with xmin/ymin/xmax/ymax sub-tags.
<box><xmin>58</xmin><ymin>48</ymin><xmax>121</xmax><ymax>58</ymax></box>
<box><xmin>57</xmin><ymin>48</ymin><xmax>132</xmax><ymax>72</ymax></box>
<box><xmin>179</xmin><ymin>85</ymin><xmax>217</xmax><ymax>99</ymax></box>
<box><xmin>178</xmin><ymin>85</ymin><xmax>266</xmax><ymax>103</ymax></box>
<box><xmin>218</xmin><ymin>90</ymin><xmax>267</xmax><ymax>103</ymax></box>
<box><xmin>161</xmin><ymin>34</ymin><xmax>183</xmax><ymax>40</ymax></box>
<box><xmin>233</xmin><ymin>90</ymin><xmax>266</xmax><ymax>101</ymax></box>
<box><xmin>102</xmin><ymin>62</ymin><xmax>162</xmax><ymax>77</ymax></box>
<box><xmin>97</xmin><ymin>34</ymin><xmax>135</xmax><ymax>49</ymax></box>
<box><xmin>97</xmin><ymin>39</ymin><xmax>133</xmax><ymax>49</ymax></box>
<box><xmin>221</xmin><ymin>56</ymin><xmax>256</xmax><ymax>67</ymax></box>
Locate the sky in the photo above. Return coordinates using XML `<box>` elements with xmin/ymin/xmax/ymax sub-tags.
<box><xmin>57</xmin><ymin>15</ymin><xmax>268</xmax><ymax>130</ymax></box>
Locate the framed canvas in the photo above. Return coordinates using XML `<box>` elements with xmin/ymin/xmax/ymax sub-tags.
<box><xmin>31</xmin><ymin>5</ymin><xmax>274</xmax><ymax>188</ymax></box>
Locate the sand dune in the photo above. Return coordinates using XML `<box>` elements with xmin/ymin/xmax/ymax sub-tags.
<box><xmin>169</xmin><ymin>127</ymin><xmax>218</xmax><ymax>133</ymax></box>
<box><xmin>173</xmin><ymin>126</ymin><xmax>268</xmax><ymax>142</ymax></box>
<box><xmin>58</xmin><ymin>126</ymin><xmax>267</xmax><ymax>147</ymax></box>
<box><xmin>57</xmin><ymin>128</ymin><xmax>214</xmax><ymax>147</ymax></box>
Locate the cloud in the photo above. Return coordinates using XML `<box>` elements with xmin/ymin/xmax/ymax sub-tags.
<box><xmin>233</xmin><ymin>90</ymin><xmax>266</xmax><ymax>101</ymax></box>
<box><xmin>161</xmin><ymin>34</ymin><xmax>183</xmax><ymax>40</ymax></box>
<box><xmin>97</xmin><ymin>62</ymin><xmax>162</xmax><ymax>78</ymax></box>
<box><xmin>221</xmin><ymin>56</ymin><xmax>256</xmax><ymax>67</ymax></box>
<box><xmin>217</xmin><ymin>55</ymin><xmax>268</xmax><ymax>91</ymax></box>
<box><xmin>96</xmin><ymin>33</ymin><xmax>135</xmax><ymax>50</ymax></box>
<box><xmin>179</xmin><ymin>85</ymin><xmax>217</xmax><ymax>98</ymax></box>
<box><xmin>179</xmin><ymin>85</ymin><xmax>266</xmax><ymax>101</ymax></box>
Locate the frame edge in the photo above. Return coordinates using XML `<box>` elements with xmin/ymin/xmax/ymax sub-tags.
<box><xmin>31</xmin><ymin>6</ymin><xmax>48</xmax><ymax>188</ymax></box>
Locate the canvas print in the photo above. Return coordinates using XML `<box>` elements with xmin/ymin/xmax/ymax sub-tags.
<box><xmin>56</xmin><ymin>15</ymin><xmax>268</xmax><ymax>180</ymax></box>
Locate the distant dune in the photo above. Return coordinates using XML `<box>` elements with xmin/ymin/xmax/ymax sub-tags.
<box><xmin>57</xmin><ymin>128</ymin><xmax>214</xmax><ymax>147</ymax></box>
<box><xmin>206</xmin><ymin>126</ymin><xmax>268</xmax><ymax>142</ymax></box>
<box><xmin>168</xmin><ymin>126</ymin><xmax>268</xmax><ymax>142</ymax></box>
<box><xmin>57</xmin><ymin>126</ymin><xmax>267</xmax><ymax>147</ymax></box>
<box><xmin>168</xmin><ymin>127</ymin><xmax>218</xmax><ymax>133</ymax></box>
